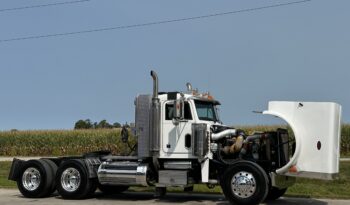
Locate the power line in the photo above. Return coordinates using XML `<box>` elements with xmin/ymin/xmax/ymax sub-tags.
<box><xmin>0</xmin><ymin>0</ymin><xmax>92</xmax><ymax>13</ymax></box>
<box><xmin>0</xmin><ymin>0</ymin><xmax>312</xmax><ymax>43</ymax></box>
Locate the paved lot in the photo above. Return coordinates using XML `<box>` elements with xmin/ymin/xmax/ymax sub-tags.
<box><xmin>0</xmin><ymin>189</ymin><xmax>349</xmax><ymax>205</ymax></box>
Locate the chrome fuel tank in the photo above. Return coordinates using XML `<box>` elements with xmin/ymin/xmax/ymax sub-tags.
<box><xmin>97</xmin><ymin>161</ymin><xmax>149</xmax><ymax>186</ymax></box>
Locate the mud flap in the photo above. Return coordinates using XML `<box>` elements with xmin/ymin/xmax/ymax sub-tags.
<box><xmin>8</xmin><ymin>158</ymin><xmax>25</xmax><ymax>181</ymax></box>
<box><xmin>263</xmin><ymin>101</ymin><xmax>341</xmax><ymax>180</ymax></box>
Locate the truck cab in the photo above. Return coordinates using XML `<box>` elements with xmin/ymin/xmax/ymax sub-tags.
<box><xmin>159</xmin><ymin>92</ymin><xmax>221</xmax><ymax>159</ymax></box>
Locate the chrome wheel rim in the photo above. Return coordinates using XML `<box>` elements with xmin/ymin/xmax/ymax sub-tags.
<box><xmin>231</xmin><ymin>171</ymin><xmax>256</xmax><ymax>198</ymax></box>
<box><xmin>61</xmin><ymin>168</ymin><xmax>81</xmax><ymax>192</ymax></box>
<box><xmin>22</xmin><ymin>167</ymin><xmax>41</xmax><ymax>191</ymax></box>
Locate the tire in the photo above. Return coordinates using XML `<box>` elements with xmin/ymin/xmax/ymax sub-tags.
<box><xmin>154</xmin><ymin>187</ymin><xmax>166</xmax><ymax>198</ymax></box>
<box><xmin>266</xmin><ymin>187</ymin><xmax>287</xmax><ymax>201</ymax></box>
<box><xmin>17</xmin><ymin>159</ymin><xmax>54</xmax><ymax>198</ymax></box>
<box><xmin>98</xmin><ymin>184</ymin><xmax>129</xmax><ymax>195</ymax></box>
<box><xmin>220</xmin><ymin>161</ymin><xmax>269</xmax><ymax>205</ymax></box>
<box><xmin>56</xmin><ymin>159</ymin><xmax>97</xmax><ymax>199</ymax></box>
<box><xmin>41</xmin><ymin>159</ymin><xmax>58</xmax><ymax>195</ymax></box>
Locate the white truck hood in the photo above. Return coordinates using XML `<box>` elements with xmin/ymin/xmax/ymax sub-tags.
<box><xmin>263</xmin><ymin>101</ymin><xmax>342</xmax><ymax>180</ymax></box>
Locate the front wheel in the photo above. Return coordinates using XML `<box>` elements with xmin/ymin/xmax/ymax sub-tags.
<box><xmin>220</xmin><ymin>161</ymin><xmax>269</xmax><ymax>205</ymax></box>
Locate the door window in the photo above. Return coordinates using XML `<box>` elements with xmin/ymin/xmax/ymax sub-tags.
<box><xmin>165</xmin><ymin>102</ymin><xmax>192</xmax><ymax>120</ymax></box>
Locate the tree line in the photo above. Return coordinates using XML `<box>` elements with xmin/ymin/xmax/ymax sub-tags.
<box><xmin>74</xmin><ymin>119</ymin><xmax>124</xmax><ymax>129</ymax></box>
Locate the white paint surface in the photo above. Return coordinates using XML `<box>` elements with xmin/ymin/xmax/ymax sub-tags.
<box><xmin>263</xmin><ymin>101</ymin><xmax>341</xmax><ymax>178</ymax></box>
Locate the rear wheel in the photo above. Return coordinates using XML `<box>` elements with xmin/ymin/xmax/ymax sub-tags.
<box><xmin>266</xmin><ymin>187</ymin><xmax>287</xmax><ymax>201</ymax></box>
<box><xmin>220</xmin><ymin>161</ymin><xmax>269</xmax><ymax>205</ymax></box>
<box><xmin>56</xmin><ymin>159</ymin><xmax>97</xmax><ymax>199</ymax></box>
<box><xmin>98</xmin><ymin>184</ymin><xmax>129</xmax><ymax>195</ymax></box>
<box><xmin>17</xmin><ymin>159</ymin><xmax>54</xmax><ymax>198</ymax></box>
<box><xmin>41</xmin><ymin>159</ymin><xmax>58</xmax><ymax>195</ymax></box>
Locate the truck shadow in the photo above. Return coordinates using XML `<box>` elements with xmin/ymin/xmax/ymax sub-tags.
<box><xmin>95</xmin><ymin>191</ymin><xmax>227</xmax><ymax>203</ymax></box>
<box><xmin>261</xmin><ymin>198</ymin><xmax>328</xmax><ymax>205</ymax></box>
<box><xmin>93</xmin><ymin>192</ymin><xmax>328</xmax><ymax>205</ymax></box>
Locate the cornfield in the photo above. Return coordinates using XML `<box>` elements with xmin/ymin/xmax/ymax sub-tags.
<box><xmin>341</xmin><ymin>124</ymin><xmax>350</xmax><ymax>156</ymax></box>
<box><xmin>0</xmin><ymin>129</ymin><xmax>136</xmax><ymax>156</ymax></box>
<box><xmin>0</xmin><ymin>125</ymin><xmax>349</xmax><ymax>156</ymax></box>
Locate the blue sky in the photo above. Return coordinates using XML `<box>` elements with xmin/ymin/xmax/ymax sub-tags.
<box><xmin>0</xmin><ymin>0</ymin><xmax>349</xmax><ymax>130</ymax></box>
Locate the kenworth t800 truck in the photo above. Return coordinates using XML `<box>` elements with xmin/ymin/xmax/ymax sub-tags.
<box><xmin>8</xmin><ymin>71</ymin><xmax>341</xmax><ymax>205</ymax></box>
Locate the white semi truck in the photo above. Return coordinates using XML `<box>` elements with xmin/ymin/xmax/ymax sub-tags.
<box><xmin>8</xmin><ymin>71</ymin><xmax>342</xmax><ymax>205</ymax></box>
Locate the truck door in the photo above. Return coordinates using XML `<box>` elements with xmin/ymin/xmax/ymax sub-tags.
<box><xmin>162</xmin><ymin>101</ymin><xmax>194</xmax><ymax>156</ymax></box>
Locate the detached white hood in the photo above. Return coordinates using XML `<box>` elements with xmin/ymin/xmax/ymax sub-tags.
<box><xmin>263</xmin><ymin>101</ymin><xmax>342</xmax><ymax>180</ymax></box>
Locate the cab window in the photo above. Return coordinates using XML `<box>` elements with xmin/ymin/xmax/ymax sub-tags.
<box><xmin>194</xmin><ymin>100</ymin><xmax>218</xmax><ymax>122</ymax></box>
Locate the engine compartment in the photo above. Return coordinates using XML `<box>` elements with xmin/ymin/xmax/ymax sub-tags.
<box><xmin>211</xmin><ymin>125</ymin><xmax>293</xmax><ymax>172</ymax></box>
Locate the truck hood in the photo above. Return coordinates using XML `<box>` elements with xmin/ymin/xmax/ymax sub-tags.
<box><xmin>263</xmin><ymin>101</ymin><xmax>341</xmax><ymax>180</ymax></box>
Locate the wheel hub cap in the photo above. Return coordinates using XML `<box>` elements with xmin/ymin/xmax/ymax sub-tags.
<box><xmin>22</xmin><ymin>167</ymin><xmax>41</xmax><ymax>191</ymax></box>
<box><xmin>231</xmin><ymin>171</ymin><xmax>256</xmax><ymax>198</ymax></box>
<box><xmin>61</xmin><ymin>168</ymin><xmax>81</xmax><ymax>192</ymax></box>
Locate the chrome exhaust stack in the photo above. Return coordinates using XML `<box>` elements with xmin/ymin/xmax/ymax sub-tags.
<box><xmin>150</xmin><ymin>70</ymin><xmax>160</xmax><ymax>154</ymax></box>
<box><xmin>151</xmin><ymin>70</ymin><xmax>158</xmax><ymax>99</ymax></box>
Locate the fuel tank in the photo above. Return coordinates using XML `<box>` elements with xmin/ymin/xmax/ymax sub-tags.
<box><xmin>97</xmin><ymin>161</ymin><xmax>149</xmax><ymax>186</ymax></box>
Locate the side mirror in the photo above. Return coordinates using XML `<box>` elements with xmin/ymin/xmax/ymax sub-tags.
<box><xmin>172</xmin><ymin>99</ymin><xmax>185</xmax><ymax>125</ymax></box>
<box><xmin>173</xmin><ymin>99</ymin><xmax>184</xmax><ymax>119</ymax></box>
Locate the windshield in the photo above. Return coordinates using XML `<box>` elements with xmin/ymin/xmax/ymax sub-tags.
<box><xmin>194</xmin><ymin>100</ymin><xmax>219</xmax><ymax>122</ymax></box>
